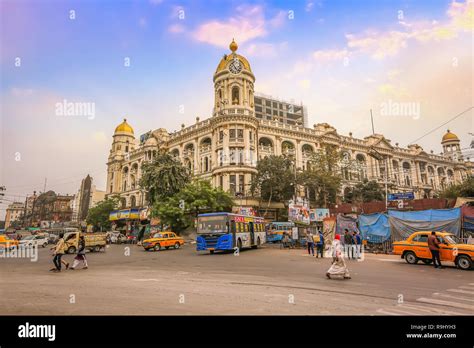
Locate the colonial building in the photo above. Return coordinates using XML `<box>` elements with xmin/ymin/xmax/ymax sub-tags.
<box><xmin>5</xmin><ymin>202</ymin><xmax>25</xmax><ymax>229</ymax></box>
<box><xmin>106</xmin><ymin>40</ymin><xmax>472</xmax><ymax>210</ymax></box>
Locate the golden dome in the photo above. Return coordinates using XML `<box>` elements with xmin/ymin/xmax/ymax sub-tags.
<box><xmin>442</xmin><ymin>129</ymin><xmax>459</xmax><ymax>142</ymax></box>
<box><xmin>115</xmin><ymin>118</ymin><xmax>134</xmax><ymax>134</ymax></box>
<box><xmin>215</xmin><ymin>39</ymin><xmax>252</xmax><ymax>74</ymax></box>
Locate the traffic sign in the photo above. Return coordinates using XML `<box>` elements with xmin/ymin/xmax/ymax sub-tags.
<box><xmin>388</xmin><ymin>192</ymin><xmax>414</xmax><ymax>201</ymax></box>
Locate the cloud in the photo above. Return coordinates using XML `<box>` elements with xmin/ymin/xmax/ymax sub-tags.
<box><xmin>192</xmin><ymin>5</ymin><xmax>284</xmax><ymax>48</ymax></box>
<box><xmin>345</xmin><ymin>0</ymin><xmax>473</xmax><ymax>59</ymax></box>
<box><xmin>305</xmin><ymin>1</ymin><xmax>314</xmax><ymax>12</ymax></box>
<box><xmin>149</xmin><ymin>0</ymin><xmax>163</xmax><ymax>5</ymax></box>
<box><xmin>313</xmin><ymin>49</ymin><xmax>350</xmax><ymax>63</ymax></box>
<box><xmin>244</xmin><ymin>41</ymin><xmax>288</xmax><ymax>58</ymax></box>
<box><xmin>168</xmin><ymin>23</ymin><xmax>186</xmax><ymax>34</ymax></box>
<box><xmin>11</xmin><ymin>87</ymin><xmax>34</xmax><ymax>97</ymax></box>
<box><xmin>138</xmin><ymin>18</ymin><xmax>147</xmax><ymax>28</ymax></box>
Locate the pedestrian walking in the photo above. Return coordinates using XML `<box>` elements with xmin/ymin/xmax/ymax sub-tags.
<box><xmin>306</xmin><ymin>231</ymin><xmax>315</xmax><ymax>256</ymax></box>
<box><xmin>70</xmin><ymin>235</ymin><xmax>88</xmax><ymax>270</ymax></box>
<box><xmin>326</xmin><ymin>235</ymin><xmax>351</xmax><ymax>279</ymax></box>
<box><xmin>428</xmin><ymin>231</ymin><xmax>443</xmax><ymax>269</ymax></box>
<box><xmin>353</xmin><ymin>231</ymin><xmax>362</xmax><ymax>259</ymax></box>
<box><xmin>50</xmin><ymin>233</ymin><xmax>66</xmax><ymax>272</ymax></box>
<box><xmin>316</xmin><ymin>230</ymin><xmax>324</xmax><ymax>258</ymax></box>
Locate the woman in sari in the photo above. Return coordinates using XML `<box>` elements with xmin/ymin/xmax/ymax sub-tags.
<box><xmin>326</xmin><ymin>235</ymin><xmax>351</xmax><ymax>279</ymax></box>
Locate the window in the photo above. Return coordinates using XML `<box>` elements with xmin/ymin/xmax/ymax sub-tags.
<box><xmin>414</xmin><ymin>234</ymin><xmax>428</xmax><ymax>243</ymax></box>
<box><xmin>239</xmin><ymin>175</ymin><xmax>244</xmax><ymax>193</ymax></box>
<box><xmin>265</xmin><ymin>100</ymin><xmax>271</xmax><ymax>107</ymax></box>
<box><xmin>249</xmin><ymin>130</ymin><xmax>253</xmax><ymax>141</ymax></box>
<box><xmin>232</xmin><ymin>87</ymin><xmax>240</xmax><ymax>105</ymax></box>
<box><xmin>272</xmin><ymin>102</ymin><xmax>277</xmax><ymax>108</ymax></box>
<box><xmin>255</xmin><ymin>106</ymin><xmax>262</xmax><ymax>112</ymax></box>
<box><xmin>219</xmin><ymin>130</ymin><xmax>224</xmax><ymax>141</ymax></box>
<box><xmin>230</xmin><ymin>175</ymin><xmax>236</xmax><ymax>194</ymax></box>
<box><xmin>219</xmin><ymin>176</ymin><xmax>224</xmax><ymax>189</ymax></box>
<box><xmin>237</xmin><ymin>129</ymin><xmax>244</xmax><ymax>139</ymax></box>
<box><xmin>229</xmin><ymin>129</ymin><xmax>236</xmax><ymax>139</ymax></box>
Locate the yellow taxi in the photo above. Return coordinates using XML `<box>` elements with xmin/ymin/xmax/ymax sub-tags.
<box><xmin>142</xmin><ymin>232</ymin><xmax>184</xmax><ymax>251</ymax></box>
<box><xmin>393</xmin><ymin>231</ymin><xmax>474</xmax><ymax>270</ymax></box>
<box><xmin>0</xmin><ymin>235</ymin><xmax>19</xmax><ymax>250</ymax></box>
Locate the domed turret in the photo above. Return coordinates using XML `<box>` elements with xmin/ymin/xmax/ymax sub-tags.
<box><xmin>442</xmin><ymin>129</ymin><xmax>462</xmax><ymax>161</ymax></box>
<box><xmin>115</xmin><ymin>118</ymin><xmax>134</xmax><ymax>135</ymax></box>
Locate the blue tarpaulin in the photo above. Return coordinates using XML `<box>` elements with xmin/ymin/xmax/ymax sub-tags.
<box><xmin>358</xmin><ymin>213</ymin><xmax>390</xmax><ymax>243</ymax></box>
<box><xmin>388</xmin><ymin>208</ymin><xmax>461</xmax><ymax>240</ymax></box>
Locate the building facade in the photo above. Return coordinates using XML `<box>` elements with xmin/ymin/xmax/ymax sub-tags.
<box><xmin>254</xmin><ymin>93</ymin><xmax>307</xmax><ymax>127</ymax></box>
<box><xmin>5</xmin><ymin>202</ymin><xmax>25</xmax><ymax>229</ymax></box>
<box><xmin>106</xmin><ymin>40</ymin><xmax>472</xmax><ymax>210</ymax></box>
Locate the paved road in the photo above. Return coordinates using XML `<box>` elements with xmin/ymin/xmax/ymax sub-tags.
<box><xmin>1</xmin><ymin>243</ymin><xmax>473</xmax><ymax>315</ymax></box>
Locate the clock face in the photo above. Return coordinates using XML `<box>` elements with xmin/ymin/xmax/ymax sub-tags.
<box><xmin>229</xmin><ymin>58</ymin><xmax>242</xmax><ymax>74</ymax></box>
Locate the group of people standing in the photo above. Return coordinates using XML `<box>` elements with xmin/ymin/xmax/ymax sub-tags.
<box><xmin>303</xmin><ymin>228</ymin><xmax>362</xmax><ymax>280</ymax></box>
<box><xmin>49</xmin><ymin>233</ymin><xmax>88</xmax><ymax>272</ymax></box>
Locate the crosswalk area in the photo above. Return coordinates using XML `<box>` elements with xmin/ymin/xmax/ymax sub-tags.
<box><xmin>376</xmin><ymin>283</ymin><xmax>474</xmax><ymax>315</ymax></box>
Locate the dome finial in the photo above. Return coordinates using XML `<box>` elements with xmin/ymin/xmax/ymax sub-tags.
<box><xmin>229</xmin><ymin>38</ymin><xmax>238</xmax><ymax>52</ymax></box>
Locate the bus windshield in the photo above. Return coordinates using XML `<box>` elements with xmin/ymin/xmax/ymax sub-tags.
<box><xmin>198</xmin><ymin>216</ymin><xmax>228</xmax><ymax>234</ymax></box>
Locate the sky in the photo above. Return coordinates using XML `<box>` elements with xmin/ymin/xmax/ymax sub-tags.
<box><xmin>0</xmin><ymin>0</ymin><xmax>473</xmax><ymax>219</ymax></box>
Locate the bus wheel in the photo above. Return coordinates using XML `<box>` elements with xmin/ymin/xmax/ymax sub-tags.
<box><xmin>210</xmin><ymin>250</ymin><xmax>214</xmax><ymax>254</ymax></box>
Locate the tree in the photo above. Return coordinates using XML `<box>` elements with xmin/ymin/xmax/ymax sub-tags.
<box><xmin>152</xmin><ymin>180</ymin><xmax>234</xmax><ymax>232</ymax></box>
<box><xmin>140</xmin><ymin>150</ymin><xmax>191</xmax><ymax>205</ymax></box>
<box><xmin>250</xmin><ymin>155</ymin><xmax>296</xmax><ymax>208</ymax></box>
<box><xmin>351</xmin><ymin>179</ymin><xmax>385</xmax><ymax>203</ymax></box>
<box><xmin>439</xmin><ymin>176</ymin><xmax>474</xmax><ymax>199</ymax></box>
<box><xmin>86</xmin><ymin>196</ymin><xmax>120</xmax><ymax>231</ymax></box>
<box><xmin>298</xmin><ymin>146</ymin><xmax>348</xmax><ymax>207</ymax></box>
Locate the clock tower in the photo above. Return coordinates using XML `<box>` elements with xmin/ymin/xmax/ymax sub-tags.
<box><xmin>213</xmin><ymin>39</ymin><xmax>255</xmax><ymax>114</ymax></box>
<box><xmin>210</xmin><ymin>39</ymin><xmax>258</xmax><ymax>199</ymax></box>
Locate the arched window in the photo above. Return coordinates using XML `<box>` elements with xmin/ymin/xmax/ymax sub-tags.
<box><xmin>204</xmin><ymin>157</ymin><xmax>209</xmax><ymax>172</ymax></box>
<box><xmin>232</xmin><ymin>87</ymin><xmax>240</xmax><ymax>105</ymax></box>
<box><xmin>121</xmin><ymin>197</ymin><xmax>127</xmax><ymax>209</ymax></box>
<box><xmin>403</xmin><ymin>162</ymin><xmax>411</xmax><ymax>186</ymax></box>
<box><xmin>130</xmin><ymin>195</ymin><xmax>136</xmax><ymax>208</ymax></box>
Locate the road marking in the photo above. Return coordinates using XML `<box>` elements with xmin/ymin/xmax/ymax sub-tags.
<box><xmin>399</xmin><ymin>303</ymin><xmax>461</xmax><ymax>315</ymax></box>
<box><xmin>416</xmin><ymin>297</ymin><xmax>474</xmax><ymax>310</ymax></box>
<box><xmin>376</xmin><ymin>259</ymin><xmax>400</xmax><ymax>262</ymax></box>
<box><xmin>433</xmin><ymin>293</ymin><xmax>474</xmax><ymax>303</ymax></box>
<box><xmin>447</xmin><ymin>288</ymin><xmax>474</xmax><ymax>295</ymax></box>
<box><xmin>458</xmin><ymin>285</ymin><xmax>474</xmax><ymax>290</ymax></box>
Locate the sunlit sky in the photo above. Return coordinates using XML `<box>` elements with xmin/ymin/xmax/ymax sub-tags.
<box><xmin>1</xmin><ymin>0</ymin><xmax>473</xmax><ymax>219</ymax></box>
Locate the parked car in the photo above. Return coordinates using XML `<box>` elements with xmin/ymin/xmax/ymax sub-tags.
<box><xmin>106</xmin><ymin>231</ymin><xmax>127</xmax><ymax>244</ymax></box>
<box><xmin>393</xmin><ymin>231</ymin><xmax>474</xmax><ymax>270</ymax></box>
<box><xmin>142</xmin><ymin>232</ymin><xmax>184</xmax><ymax>251</ymax></box>
<box><xmin>0</xmin><ymin>235</ymin><xmax>19</xmax><ymax>250</ymax></box>
<box><xmin>19</xmin><ymin>235</ymin><xmax>49</xmax><ymax>248</ymax></box>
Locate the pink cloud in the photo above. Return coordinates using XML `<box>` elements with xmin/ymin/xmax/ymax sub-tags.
<box><xmin>192</xmin><ymin>5</ymin><xmax>284</xmax><ymax>48</ymax></box>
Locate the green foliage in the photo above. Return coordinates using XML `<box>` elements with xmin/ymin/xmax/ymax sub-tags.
<box><xmin>139</xmin><ymin>151</ymin><xmax>191</xmax><ymax>205</ymax></box>
<box><xmin>439</xmin><ymin>176</ymin><xmax>474</xmax><ymax>199</ymax></box>
<box><xmin>152</xmin><ymin>180</ymin><xmax>234</xmax><ymax>232</ymax></box>
<box><xmin>298</xmin><ymin>146</ymin><xmax>346</xmax><ymax>207</ymax></box>
<box><xmin>250</xmin><ymin>155</ymin><xmax>296</xmax><ymax>204</ymax></box>
<box><xmin>350</xmin><ymin>179</ymin><xmax>385</xmax><ymax>203</ymax></box>
<box><xmin>86</xmin><ymin>196</ymin><xmax>120</xmax><ymax>231</ymax></box>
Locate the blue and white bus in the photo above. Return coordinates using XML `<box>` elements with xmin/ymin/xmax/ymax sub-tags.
<box><xmin>196</xmin><ymin>212</ymin><xmax>266</xmax><ymax>254</ymax></box>
<box><xmin>266</xmin><ymin>221</ymin><xmax>295</xmax><ymax>243</ymax></box>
